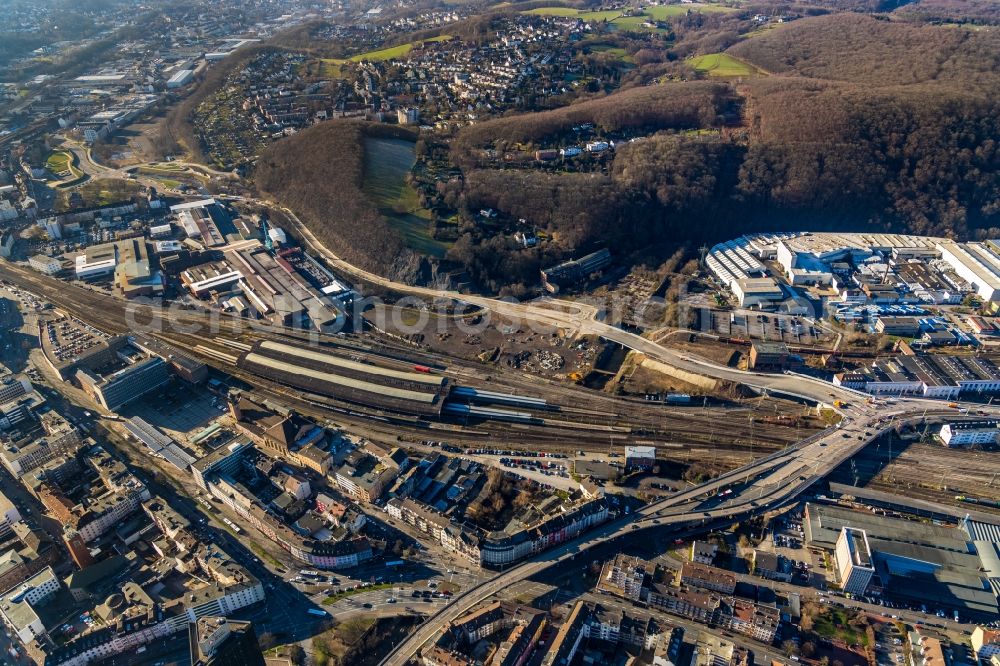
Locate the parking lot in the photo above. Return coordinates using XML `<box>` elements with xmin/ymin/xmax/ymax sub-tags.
<box><xmin>708</xmin><ymin>310</ymin><xmax>832</xmax><ymax>346</ymax></box>
<box><xmin>122</xmin><ymin>382</ymin><xmax>227</xmax><ymax>447</ymax></box>
<box><xmin>750</xmin><ymin>511</ymin><xmax>840</xmax><ymax>592</ymax></box>
<box><xmin>871</xmin><ymin>618</ymin><xmax>907</xmax><ymax>666</ymax></box>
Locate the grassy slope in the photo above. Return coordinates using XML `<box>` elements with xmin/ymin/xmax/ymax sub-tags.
<box><xmin>524</xmin><ymin>6</ymin><xmax>581</xmax><ymax>16</ymax></box>
<box><xmin>45</xmin><ymin>150</ymin><xmax>85</xmax><ymax>180</ymax></box>
<box><xmin>254</xmin><ymin>120</ymin><xmax>421</xmax><ymax>277</ymax></box>
<box><xmin>351</xmin><ymin>35</ymin><xmax>451</xmax><ymax>62</ymax></box>
<box><xmin>316</xmin><ymin>36</ymin><xmax>451</xmax><ymax>78</ymax></box>
<box><xmin>526</xmin><ymin>4</ymin><xmax>734</xmax><ymax>32</ymax></box>
<box><xmin>527</xmin><ymin>4</ymin><xmax>735</xmax><ymax>19</ymax></box>
<box><xmin>645</xmin><ymin>3</ymin><xmax>735</xmax><ymax>18</ymax></box>
<box><xmin>45</xmin><ymin>151</ymin><xmax>71</xmax><ymax>172</ymax></box>
<box><xmin>362</xmin><ymin>136</ymin><xmax>448</xmax><ymax>257</ymax></box>
<box><xmin>691</xmin><ymin>53</ymin><xmax>760</xmax><ymax>77</ymax></box>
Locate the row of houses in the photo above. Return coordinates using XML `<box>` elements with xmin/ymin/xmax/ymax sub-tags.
<box><xmin>36</xmin><ymin>498</ymin><xmax>266</xmax><ymax>666</ymax></box>
<box><xmin>424</xmin><ymin>599</ymin><xmax>682</xmax><ymax>666</ymax></box>
<box><xmin>598</xmin><ymin>556</ymin><xmax>782</xmax><ymax>645</ymax></box>
<box><xmin>192</xmin><ymin>440</ymin><xmax>375</xmax><ymax>570</ymax></box>
<box><xmin>387</xmin><ymin>494</ymin><xmax>610</xmax><ymax>568</ymax></box>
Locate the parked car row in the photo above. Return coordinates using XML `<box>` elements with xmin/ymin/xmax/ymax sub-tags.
<box><xmin>465</xmin><ymin>448</ymin><xmax>568</xmax><ymax>459</ymax></box>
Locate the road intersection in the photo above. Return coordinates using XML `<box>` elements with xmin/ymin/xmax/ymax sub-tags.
<box><xmin>3</xmin><ymin>165</ymin><xmax>992</xmax><ymax>665</ymax></box>
<box><xmin>378</xmin><ymin>397</ymin><xmax>996</xmax><ymax>665</ymax></box>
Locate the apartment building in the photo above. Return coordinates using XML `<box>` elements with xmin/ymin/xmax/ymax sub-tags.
<box><xmin>939</xmin><ymin>420</ymin><xmax>1000</xmax><ymax>447</ymax></box>
<box><xmin>835</xmin><ymin>527</ymin><xmax>875</xmax><ymax>597</ymax></box>
<box><xmin>680</xmin><ymin>562</ymin><xmax>738</xmax><ymax>595</ymax></box>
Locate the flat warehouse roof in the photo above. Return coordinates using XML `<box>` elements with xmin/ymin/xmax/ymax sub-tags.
<box><xmin>256</xmin><ymin>340</ymin><xmax>445</xmax><ymax>386</ymax></box>
<box><xmin>170</xmin><ymin>198</ymin><xmax>217</xmax><ymax>212</ymax></box>
<box><xmin>241</xmin><ymin>353</ymin><xmax>436</xmax><ymax>403</ymax></box>
<box><xmin>940</xmin><ymin>242</ymin><xmax>1000</xmax><ymax>290</ymax></box>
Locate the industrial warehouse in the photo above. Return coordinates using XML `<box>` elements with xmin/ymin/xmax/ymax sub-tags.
<box><xmin>236</xmin><ymin>340</ymin><xmax>451</xmax><ymax>417</ymax></box>
<box><xmin>179</xmin><ymin>242</ymin><xmax>350</xmax><ymax>331</ymax></box>
<box><xmin>804</xmin><ymin>502</ymin><xmax>1000</xmax><ymax>619</ymax></box>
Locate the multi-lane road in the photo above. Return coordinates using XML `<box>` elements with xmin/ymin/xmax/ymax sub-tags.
<box><xmin>1</xmin><ymin>187</ymin><xmax>994</xmax><ymax>666</ymax></box>
<box><xmin>378</xmin><ymin>398</ymin><xmax>998</xmax><ymax>665</ymax></box>
<box><xmin>2</xmin><ymin>250</ymin><xmax>990</xmax><ymax>666</ymax></box>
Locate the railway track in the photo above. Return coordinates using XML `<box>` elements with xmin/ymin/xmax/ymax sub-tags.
<box><xmin>0</xmin><ymin>262</ymin><xmax>816</xmax><ymax>454</ymax></box>
<box><xmin>831</xmin><ymin>437</ymin><xmax>1000</xmax><ymax>516</ymax></box>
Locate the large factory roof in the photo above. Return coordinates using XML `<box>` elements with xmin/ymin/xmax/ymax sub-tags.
<box><xmin>779</xmin><ymin>233</ymin><xmax>944</xmax><ymax>256</ymax></box>
<box><xmin>805</xmin><ymin>502</ymin><xmax>966</xmax><ymax>551</ymax></box>
<box><xmin>938</xmin><ymin>242</ymin><xmax>1000</xmax><ymax>293</ymax></box>
<box><xmin>807</xmin><ymin>503</ymin><xmax>999</xmax><ymax>616</ymax></box>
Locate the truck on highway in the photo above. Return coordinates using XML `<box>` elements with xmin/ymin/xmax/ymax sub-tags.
<box><xmin>307</xmin><ymin>608</ymin><xmax>329</xmax><ymax>617</ymax></box>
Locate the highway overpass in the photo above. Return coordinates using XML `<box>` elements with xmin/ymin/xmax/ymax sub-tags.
<box><xmin>377</xmin><ymin>404</ymin><xmax>993</xmax><ymax>666</ymax></box>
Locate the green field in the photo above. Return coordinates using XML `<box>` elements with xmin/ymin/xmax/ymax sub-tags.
<box><xmin>527</xmin><ymin>3</ymin><xmax>735</xmax><ymax>27</ymax></box>
<box><xmin>312</xmin><ymin>58</ymin><xmax>346</xmax><ymax>78</ymax></box>
<box><xmin>362</xmin><ymin>137</ymin><xmax>450</xmax><ymax>258</ymax></box>
<box><xmin>45</xmin><ymin>151</ymin><xmax>84</xmax><ymax>180</ymax></box>
<box><xmin>645</xmin><ymin>3</ymin><xmax>736</xmax><ymax>18</ymax></box>
<box><xmin>146</xmin><ymin>161</ymin><xmax>186</xmax><ymax>172</ymax></box>
<box><xmin>55</xmin><ymin>178</ymin><xmax>141</xmax><ymax>211</ymax></box>
<box><xmin>690</xmin><ymin>52</ymin><xmax>760</xmax><ymax>76</ymax></box>
<box><xmin>350</xmin><ymin>35</ymin><xmax>452</xmax><ymax>62</ymax></box>
<box><xmin>589</xmin><ymin>44</ymin><xmax>629</xmax><ymax>57</ymax></box>
<box><xmin>153</xmin><ymin>177</ymin><xmax>183</xmax><ymax>189</ymax></box>
<box><xmin>586</xmin><ymin>44</ymin><xmax>635</xmax><ymax>63</ymax></box>
<box><xmin>525</xmin><ymin>6</ymin><xmax>581</xmax><ymax>16</ymax></box>
<box><xmin>313</xmin><ymin>36</ymin><xmax>452</xmax><ymax>78</ymax></box>
<box><xmin>580</xmin><ymin>9</ymin><xmax>625</xmax><ymax>20</ymax></box>
<box><xmin>613</xmin><ymin>15</ymin><xmax>667</xmax><ymax>31</ymax></box>
<box><xmin>526</xmin><ymin>6</ymin><xmax>620</xmax><ymax>19</ymax></box>
<box><xmin>46</xmin><ymin>151</ymin><xmax>71</xmax><ymax>172</ymax></box>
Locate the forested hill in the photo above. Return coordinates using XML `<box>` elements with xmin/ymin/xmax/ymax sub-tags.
<box><xmin>254</xmin><ymin>121</ymin><xmax>424</xmax><ymax>282</ymax></box>
<box><xmin>728</xmin><ymin>13</ymin><xmax>1000</xmax><ymax>89</ymax></box>
<box><xmin>249</xmin><ymin>9</ymin><xmax>1000</xmax><ymax>293</ymax></box>
<box><xmin>725</xmin><ymin>14</ymin><xmax>1000</xmax><ymax>238</ymax></box>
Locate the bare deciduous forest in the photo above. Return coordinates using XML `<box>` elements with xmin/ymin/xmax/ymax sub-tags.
<box><xmin>250</xmin><ymin>9</ymin><xmax>1000</xmax><ymax>292</ymax></box>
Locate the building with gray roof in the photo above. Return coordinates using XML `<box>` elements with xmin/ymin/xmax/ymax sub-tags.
<box><xmin>806</xmin><ymin>503</ymin><xmax>999</xmax><ymax>617</ymax></box>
